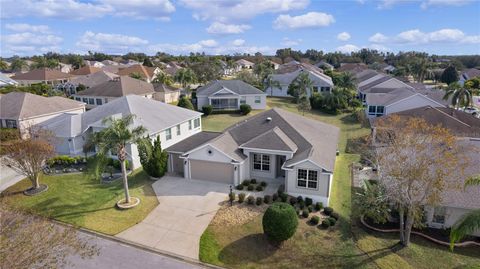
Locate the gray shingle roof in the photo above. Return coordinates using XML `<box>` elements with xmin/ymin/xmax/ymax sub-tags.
<box><xmin>69</xmin><ymin>70</ymin><xmax>118</xmax><ymax>88</ymax></box>
<box><xmin>270</xmin><ymin>69</ymin><xmax>333</xmax><ymax>86</ymax></box>
<box><xmin>365</xmin><ymin>88</ymin><xmax>416</xmax><ymax>106</ymax></box>
<box><xmin>11</xmin><ymin>68</ymin><xmax>73</xmax><ymax>81</ymax></box>
<box><xmin>196</xmin><ymin>80</ymin><xmax>265</xmax><ymax>96</ymax></box>
<box><xmin>239</xmin><ymin>127</ymin><xmax>298</xmax><ymax>152</ymax></box>
<box><xmin>76</xmin><ymin>76</ymin><xmax>154</xmax><ymax>97</ymax></box>
<box><xmin>166</xmin><ymin>131</ymin><xmax>222</xmax><ymax>153</ymax></box>
<box><xmin>153</xmin><ymin>83</ymin><xmax>180</xmax><ymax>93</ymax></box>
<box><xmin>0</xmin><ymin>92</ymin><xmax>85</xmax><ymax>120</ymax></box>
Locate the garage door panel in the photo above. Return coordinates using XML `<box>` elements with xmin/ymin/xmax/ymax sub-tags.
<box><xmin>190</xmin><ymin>160</ymin><xmax>233</xmax><ymax>184</ymax></box>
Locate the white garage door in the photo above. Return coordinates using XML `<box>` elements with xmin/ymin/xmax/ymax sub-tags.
<box><xmin>190</xmin><ymin>160</ymin><xmax>234</xmax><ymax>184</ymax></box>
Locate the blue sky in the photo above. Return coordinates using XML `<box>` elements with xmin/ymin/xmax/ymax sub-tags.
<box><xmin>1</xmin><ymin>0</ymin><xmax>479</xmax><ymax>57</ymax></box>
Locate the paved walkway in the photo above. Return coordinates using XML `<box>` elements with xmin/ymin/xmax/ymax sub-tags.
<box><xmin>117</xmin><ymin>176</ymin><xmax>229</xmax><ymax>260</ymax></box>
<box><xmin>0</xmin><ymin>163</ymin><xmax>24</xmax><ymax>192</ymax></box>
<box><xmin>68</xmin><ymin>230</ymin><xmax>206</xmax><ymax>269</ymax></box>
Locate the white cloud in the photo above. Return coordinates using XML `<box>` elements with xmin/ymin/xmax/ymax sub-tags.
<box><xmin>232</xmin><ymin>39</ymin><xmax>246</xmax><ymax>46</ymax></box>
<box><xmin>369</xmin><ymin>33</ymin><xmax>389</xmax><ymax>43</ymax></box>
<box><xmin>1</xmin><ymin>0</ymin><xmax>175</xmax><ymax>20</ymax></box>
<box><xmin>367</xmin><ymin>44</ymin><xmax>389</xmax><ymax>52</ymax></box>
<box><xmin>76</xmin><ymin>31</ymin><xmax>149</xmax><ymax>54</ymax></box>
<box><xmin>281</xmin><ymin>37</ymin><xmax>302</xmax><ymax>46</ymax></box>
<box><xmin>206</xmin><ymin>22</ymin><xmax>251</xmax><ymax>34</ymax></box>
<box><xmin>198</xmin><ymin>39</ymin><xmax>218</xmax><ymax>47</ymax></box>
<box><xmin>2</xmin><ymin>32</ymin><xmax>63</xmax><ymax>55</ymax></box>
<box><xmin>420</xmin><ymin>0</ymin><xmax>472</xmax><ymax>9</ymax></box>
<box><xmin>5</xmin><ymin>23</ymin><xmax>51</xmax><ymax>33</ymax></box>
<box><xmin>337</xmin><ymin>32</ymin><xmax>351</xmax><ymax>41</ymax></box>
<box><xmin>273</xmin><ymin>12</ymin><xmax>335</xmax><ymax>30</ymax></box>
<box><xmin>336</xmin><ymin>44</ymin><xmax>360</xmax><ymax>54</ymax></box>
<box><xmin>370</xmin><ymin>28</ymin><xmax>480</xmax><ymax>45</ymax></box>
<box><xmin>180</xmin><ymin>0</ymin><xmax>309</xmax><ymax>22</ymax></box>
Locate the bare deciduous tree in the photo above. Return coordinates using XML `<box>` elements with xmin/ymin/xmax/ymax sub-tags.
<box><xmin>0</xmin><ymin>203</ymin><xmax>98</xmax><ymax>269</ymax></box>
<box><xmin>373</xmin><ymin>116</ymin><xmax>469</xmax><ymax>246</ymax></box>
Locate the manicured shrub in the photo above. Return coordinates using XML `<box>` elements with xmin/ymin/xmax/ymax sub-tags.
<box><xmin>328</xmin><ymin>217</ymin><xmax>337</xmax><ymax>226</ymax></box>
<box><xmin>240</xmin><ymin>104</ymin><xmax>252</xmax><ymax>115</ymax></box>
<box><xmin>302</xmin><ymin>209</ymin><xmax>309</xmax><ymax>218</ymax></box>
<box><xmin>260</xmin><ymin>181</ymin><xmax>267</xmax><ymax>187</ymax></box>
<box><xmin>321</xmin><ymin>220</ymin><xmax>331</xmax><ymax>228</ymax></box>
<box><xmin>305</xmin><ymin>197</ymin><xmax>313</xmax><ymax>206</ymax></box>
<box><xmin>264</xmin><ymin>195</ymin><xmax>272</xmax><ymax>204</ymax></box>
<box><xmin>323</xmin><ymin>207</ymin><xmax>333</xmax><ymax>216</ymax></box>
<box><xmin>236</xmin><ymin>184</ymin><xmax>244</xmax><ymax>190</ymax></box>
<box><xmin>256</xmin><ymin>197</ymin><xmax>263</xmax><ymax>205</ymax></box>
<box><xmin>242</xmin><ymin>179</ymin><xmax>251</xmax><ymax>186</ymax></box>
<box><xmin>247</xmin><ymin>196</ymin><xmax>255</xmax><ymax>205</ymax></box>
<box><xmin>299</xmin><ymin>203</ymin><xmax>305</xmax><ymax>210</ymax></box>
<box><xmin>229</xmin><ymin>192</ymin><xmax>236</xmax><ymax>202</ymax></box>
<box><xmin>238</xmin><ymin>193</ymin><xmax>246</xmax><ymax>203</ymax></box>
<box><xmin>272</xmin><ymin>193</ymin><xmax>278</xmax><ymax>201</ymax></box>
<box><xmin>177</xmin><ymin>96</ymin><xmax>194</xmax><ymax>110</ymax></box>
<box><xmin>256</xmin><ymin>185</ymin><xmax>264</xmax><ymax>191</ymax></box>
<box><xmin>310</xmin><ymin>215</ymin><xmax>320</xmax><ymax>225</ymax></box>
<box><xmin>297</xmin><ymin>196</ymin><xmax>304</xmax><ymax>204</ymax></box>
<box><xmin>289</xmin><ymin>197</ymin><xmax>297</xmax><ymax>206</ymax></box>
<box><xmin>330</xmin><ymin>212</ymin><xmax>340</xmax><ymax>220</ymax></box>
<box><xmin>307</xmin><ymin>205</ymin><xmax>313</xmax><ymax>213</ymax></box>
<box><xmin>247</xmin><ymin>185</ymin><xmax>255</xmax><ymax>191</ymax></box>
<box><xmin>280</xmin><ymin>193</ymin><xmax>288</xmax><ymax>202</ymax></box>
<box><xmin>277</xmin><ymin>189</ymin><xmax>284</xmax><ymax>196</ymax></box>
<box><xmin>315</xmin><ymin>202</ymin><xmax>323</xmax><ymax>211</ymax></box>
<box><xmin>262</xmin><ymin>203</ymin><xmax>298</xmax><ymax>243</ymax></box>
<box><xmin>250</xmin><ymin>178</ymin><xmax>257</xmax><ymax>184</ymax></box>
<box><xmin>202</xmin><ymin>105</ymin><xmax>213</xmax><ymax>116</ymax></box>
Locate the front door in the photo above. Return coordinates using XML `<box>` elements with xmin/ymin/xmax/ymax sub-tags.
<box><xmin>276</xmin><ymin>155</ymin><xmax>286</xmax><ymax>178</ymax></box>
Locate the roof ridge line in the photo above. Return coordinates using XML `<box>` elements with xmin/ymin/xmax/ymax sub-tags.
<box><xmin>432</xmin><ymin>106</ymin><xmax>472</xmax><ymax>128</ymax></box>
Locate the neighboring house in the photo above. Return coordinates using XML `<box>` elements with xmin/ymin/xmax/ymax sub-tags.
<box><xmin>166</xmin><ymin>108</ymin><xmax>340</xmax><ymax>206</ymax></box>
<box><xmin>58</xmin><ymin>63</ymin><xmax>73</xmax><ymax>73</ymax></box>
<box><xmin>266</xmin><ymin>67</ymin><xmax>334</xmax><ymax>97</ymax></box>
<box><xmin>0</xmin><ymin>92</ymin><xmax>85</xmax><ymax>137</ymax></box>
<box><xmin>70</xmin><ymin>66</ymin><xmax>102</xmax><ymax>76</ymax></box>
<box><xmin>116</xmin><ymin>64</ymin><xmax>160</xmax><ymax>82</ymax></box>
<box><xmin>84</xmin><ymin>60</ymin><xmax>105</xmax><ymax>68</ymax></box>
<box><xmin>373</xmin><ymin>110</ymin><xmax>480</xmax><ymax>236</ymax></box>
<box><xmin>164</xmin><ymin>62</ymin><xmax>183</xmax><ymax>76</ymax></box>
<box><xmin>39</xmin><ymin>95</ymin><xmax>202</xmax><ymax>169</ymax></box>
<box><xmin>153</xmin><ymin>83</ymin><xmax>181</xmax><ymax>103</ymax></box>
<box><xmin>57</xmin><ymin>70</ymin><xmax>119</xmax><ymax>96</ymax></box>
<box><xmin>122</xmin><ymin>59</ymin><xmax>142</xmax><ymax>66</ymax></box>
<box><xmin>101</xmin><ymin>60</ymin><xmax>120</xmax><ymax>66</ymax></box>
<box><xmin>315</xmin><ymin>61</ymin><xmax>334</xmax><ymax>71</ymax></box>
<box><xmin>219</xmin><ymin>60</ymin><xmax>234</xmax><ymax>76</ymax></box>
<box><xmin>337</xmin><ymin>63</ymin><xmax>368</xmax><ymax>74</ymax></box>
<box><xmin>268</xmin><ymin>60</ymin><xmax>280</xmax><ymax>70</ymax></box>
<box><xmin>383</xmin><ymin>65</ymin><xmax>396</xmax><ymax>74</ymax></box>
<box><xmin>0</xmin><ymin>72</ymin><xmax>19</xmax><ymax>87</ymax></box>
<box><xmin>11</xmin><ymin>68</ymin><xmax>73</xmax><ymax>86</ymax></box>
<box><xmin>234</xmin><ymin>59</ymin><xmax>255</xmax><ymax>72</ymax></box>
<box><xmin>196</xmin><ymin>80</ymin><xmax>267</xmax><ymax>111</ymax></box>
<box><xmin>72</xmin><ymin>76</ymin><xmax>155</xmax><ymax>109</ymax></box>
<box><xmin>459</xmin><ymin>68</ymin><xmax>480</xmax><ymax>85</ymax></box>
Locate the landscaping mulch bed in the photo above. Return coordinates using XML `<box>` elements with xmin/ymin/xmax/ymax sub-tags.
<box><xmin>23</xmin><ymin>184</ymin><xmax>48</xmax><ymax>196</ymax></box>
<box><xmin>211</xmin><ymin>202</ymin><xmax>268</xmax><ymax>227</ymax></box>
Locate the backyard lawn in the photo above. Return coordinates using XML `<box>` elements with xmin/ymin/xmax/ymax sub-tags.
<box><xmin>199</xmin><ymin>97</ymin><xmax>480</xmax><ymax>269</ymax></box>
<box><xmin>2</xmin><ymin>170</ymin><xmax>158</xmax><ymax>235</ymax></box>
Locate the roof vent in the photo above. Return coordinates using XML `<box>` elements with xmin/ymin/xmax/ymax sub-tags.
<box><xmin>266</xmin><ymin>117</ymin><xmax>272</xmax><ymax>122</ymax></box>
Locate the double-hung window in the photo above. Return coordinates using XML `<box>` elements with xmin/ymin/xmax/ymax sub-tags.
<box><xmin>194</xmin><ymin>118</ymin><xmax>200</xmax><ymax>128</ymax></box>
<box><xmin>75</xmin><ymin>97</ymin><xmax>81</xmax><ymax>101</ymax></box>
<box><xmin>254</xmin><ymin>96</ymin><xmax>261</xmax><ymax>104</ymax></box>
<box><xmin>88</xmin><ymin>98</ymin><xmax>95</xmax><ymax>105</ymax></box>
<box><xmin>82</xmin><ymin>97</ymin><xmax>88</xmax><ymax>103</ymax></box>
<box><xmin>96</xmin><ymin>98</ymin><xmax>103</xmax><ymax>105</ymax></box>
<box><xmin>188</xmin><ymin>120</ymin><xmax>192</xmax><ymax>130</ymax></box>
<box><xmin>5</xmin><ymin>119</ymin><xmax>17</xmax><ymax>129</ymax></box>
<box><xmin>240</xmin><ymin>96</ymin><xmax>246</xmax><ymax>104</ymax></box>
<box><xmin>312</xmin><ymin>86</ymin><xmax>319</xmax><ymax>93</ymax></box>
<box><xmin>176</xmin><ymin>125</ymin><xmax>181</xmax><ymax>136</ymax></box>
<box><xmin>253</xmin><ymin>153</ymin><xmax>270</xmax><ymax>171</ymax></box>
<box><xmin>165</xmin><ymin>128</ymin><xmax>172</xmax><ymax>140</ymax></box>
<box><xmin>368</xmin><ymin>106</ymin><xmax>385</xmax><ymax>117</ymax></box>
<box><xmin>297</xmin><ymin>169</ymin><xmax>318</xmax><ymax>189</ymax></box>
<box><xmin>432</xmin><ymin>206</ymin><xmax>446</xmax><ymax>224</ymax></box>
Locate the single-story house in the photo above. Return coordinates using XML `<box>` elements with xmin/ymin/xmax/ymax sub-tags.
<box><xmin>315</xmin><ymin>61</ymin><xmax>334</xmax><ymax>71</ymax></box>
<box><xmin>70</xmin><ymin>66</ymin><xmax>102</xmax><ymax>76</ymax></box>
<box><xmin>84</xmin><ymin>60</ymin><xmax>105</xmax><ymax>68</ymax></box>
<box><xmin>58</xmin><ymin>70</ymin><xmax>119</xmax><ymax>96</ymax></box>
<box><xmin>11</xmin><ymin>68</ymin><xmax>73</xmax><ymax>86</ymax></box>
<box><xmin>0</xmin><ymin>92</ymin><xmax>85</xmax><ymax>137</ymax></box>
<box><xmin>152</xmin><ymin>83</ymin><xmax>181</xmax><ymax>103</ymax></box>
<box><xmin>72</xmin><ymin>76</ymin><xmax>155</xmax><ymax>109</ymax></box>
<box><xmin>459</xmin><ymin>68</ymin><xmax>480</xmax><ymax>85</ymax></box>
<box><xmin>116</xmin><ymin>64</ymin><xmax>160</xmax><ymax>82</ymax></box>
<box><xmin>234</xmin><ymin>59</ymin><xmax>255</xmax><ymax>72</ymax></box>
<box><xmin>39</xmin><ymin>95</ymin><xmax>203</xmax><ymax>169</ymax></box>
<box><xmin>266</xmin><ymin>67</ymin><xmax>334</xmax><ymax>97</ymax></box>
<box><xmin>337</xmin><ymin>63</ymin><xmax>368</xmax><ymax>74</ymax></box>
<box><xmin>166</xmin><ymin>108</ymin><xmax>340</xmax><ymax>206</ymax></box>
<box><xmin>196</xmin><ymin>80</ymin><xmax>267</xmax><ymax>111</ymax></box>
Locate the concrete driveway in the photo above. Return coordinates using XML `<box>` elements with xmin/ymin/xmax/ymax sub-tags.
<box><xmin>0</xmin><ymin>163</ymin><xmax>24</xmax><ymax>192</ymax></box>
<box><xmin>116</xmin><ymin>176</ymin><xmax>229</xmax><ymax>260</ymax></box>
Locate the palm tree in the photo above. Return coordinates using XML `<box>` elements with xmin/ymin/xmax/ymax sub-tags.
<box><xmin>153</xmin><ymin>72</ymin><xmax>174</xmax><ymax>86</ymax></box>
<box><xmin>323</xmin><ymin>90</ymin><xmax>348</xmax><ymax>113</ymax></box>
<box><xmin>449</xmin><ymin>175</ymin><xmax>480</xmax><ymax>250</ymax></box>
<box><xmin>10</xmin><ymin>58</ymin><xmax>28</xmax><ymax>72</ymax></box>
<box><xmin>174</xmin><ymin>68</ymin><xmax>196</xmax><ymax>88</ymax></box>
<box><xmin>336</xmin><ymin>72</ymin><xmax>356</xmax><ymax>90</ymax></box>
<box><xmin>443</xmin><ymin>82</ymin><xmax>474</xmax><ymax>109</ymax></box>
<box><xmin>92</xmin><ymin>115</ymin><xmax>146</xmax><ymax>205</ymax></box>
<box><xmin>264</xmin><ymin>75</ymin><xmax>281</xmax><ymax>95</ymax></box>
<box><xmin>288</xmin><ymin>72</ymin><xmax>313</xmax><ymax>102</ymax></box>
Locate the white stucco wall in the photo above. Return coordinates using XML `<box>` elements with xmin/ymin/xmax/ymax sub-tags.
<box><xmin>243</xmin><ymin>95</ymin><xmax>267</xmax><ymax>109</ymax></box>
<box><xmin>424</xmin><ymin>206</ymin><xmax>480</xmax><ymax>236</ymax></box>
<box><xmin>285</xmin><ymin>160</ymin><xmax>332</xmax><ymax>206</ymax></box>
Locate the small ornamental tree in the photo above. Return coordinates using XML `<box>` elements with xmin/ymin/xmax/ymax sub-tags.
<box><xmin>297</xmin><ymin>94</ymin><xmax>311</xmax><ymax>115</ymax></box>
<box><xmin>440</xmin><ymin>66</ymin><xmax>459</xmax><ymax>85</ymax></box>
<box><xmin>3</xmin><ymin>138</ymin><xmax>55</xmax><ymax>195</ymax></box>
<box><xmin>262</xmin><ymin>202</ymin><xmax>298</xmax><ymax>243</ymax></box>
<box><xmin>138</xmin><ymin>136</ymin><xmax>168</xmax><ymax>178</ymax></box>
<box><xmin>177</xmin><ymin>96</ymin><xmax>195</xmax><ymax>110</ymax></box>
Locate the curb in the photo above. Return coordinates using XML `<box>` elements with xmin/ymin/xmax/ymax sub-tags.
<box><xmin>52</xmin><ymin>220</ymin><xmax>224</xmax><ymax>269</ymax></box>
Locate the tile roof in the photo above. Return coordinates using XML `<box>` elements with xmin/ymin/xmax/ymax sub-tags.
<box><xmin>69</xmin><ymin>70</ymin><xmax>119</xmax><ymax>88</ymax></box>
<box><xmin>0</xmin><ymin>92</ymin><xmax>84</xmax><ymax>120</ymax></box>
<box><xmin>196</xmin><ymin>80</ymin><xmax>265</xmax><ymax>96</ymax></box>
<box><xmin>70</xmin><ymin>66</ymin><xmax>102</xmax><ymax>76</ymax></box>
<box><xmin>116</xmin><ymin>64</ymin><xmax>156</xmax><ymax>80</ymax></box>
<box><xmin>76</xmin><ymin>76</ymin><xmax>154</xmax><ymax>97</ymax></box>
<box><xmin>11</xmin><ymin>68</ymin><xmax>73</xmax><ymax>81</ymax></box>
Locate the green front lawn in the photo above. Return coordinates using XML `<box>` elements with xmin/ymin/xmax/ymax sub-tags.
<box><xmin>3</xmin><ymin>170</ymin><xmax>158</xmax><ymax>235</ymax></box>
